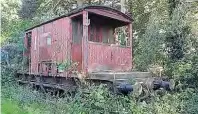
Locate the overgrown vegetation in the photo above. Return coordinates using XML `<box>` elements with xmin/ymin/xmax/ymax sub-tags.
<box><xmin>1</xmin><ymin>0</ymin><xmax>198</xmax><ymax>114</ymax></box>
<box><xmin>2</xmin><ymin>83</ymin><xmax>198</xmax><ymax>114</ymax></box>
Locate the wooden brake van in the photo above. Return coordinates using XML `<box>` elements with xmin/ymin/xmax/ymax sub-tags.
<box><xmin>24</xmin><ymin>5</ymin><xmax>133</xmax><ymax>76</ymax></box>
<box><xmin>18</xmin><ymin>5</ymin><xmax>163</xmax><ymax>95</ymax></box>
<box><xmin>18</xmin><ymin>5</ymin><xmax>174</xmax><ymax>96</ymax></box>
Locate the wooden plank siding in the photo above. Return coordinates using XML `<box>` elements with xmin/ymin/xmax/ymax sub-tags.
<box><xmin>25</xmin><ymin>6</ymin><xmax>133</xmax><ymax>76</ymax></box>
<box><xmin>71</xmin><ymin>15</ymin><xmax>83</xmax><ymax>71</ymax></box>
<box><xmin>30</xmin><ymin>17</ymin><xmax>71</xmax><ymax>75</ymax></box>
<box><xmin>88</xmin><ymin>42</ymin><xmax>132</xmax><ymax>72</ymax></box>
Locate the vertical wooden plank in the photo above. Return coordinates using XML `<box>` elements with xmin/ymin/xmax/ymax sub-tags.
<box><xmin>31</xmin><ymin>29</ymin><xmax>36</xmax><ymax>74</ymax></box>
<box><xmin>82</xmin><ymin>11</ymin><xmax>89</xmax><ymax>73</ymax></box>
<box><xmin>35</xmin><ymin>28</ymin><xmax>38</xmax><ymax>74</ymax></box>
<box><xmin>69</xmin><ymin>18</ymin><xmax>72</xmax><ymax>63</ymax></box>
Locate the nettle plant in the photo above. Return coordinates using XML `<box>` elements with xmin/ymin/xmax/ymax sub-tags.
<box><xmin>56</xmin><ymin>60</ymin><xmax>78</xmax><ymax>72</ymax></box>
<box><xmin>57</xmin><ymin>60</ymin><xmax>72</xmax><ymax>72</ymax></box>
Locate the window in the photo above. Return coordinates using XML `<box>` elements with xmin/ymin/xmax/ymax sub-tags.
<box><xmin>47</xmin><ymin>35</ymin><xmax>51</xmax><ymax>45</ymax></box>
<box><xmin>88</xmin><ymin>25</ymin><xmax>115</xmax><ymax>44</ymax></box>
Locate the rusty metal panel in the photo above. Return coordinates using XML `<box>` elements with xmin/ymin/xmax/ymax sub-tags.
<box><xmin>88</xmin><ymin>42</ymin><xmax>132</xmax><ymax>72</ymax></box>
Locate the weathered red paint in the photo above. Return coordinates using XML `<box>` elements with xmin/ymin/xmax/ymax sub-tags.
<box><xmin>86</xmin><ymin>9</ymin><xmax>131</xmax><ymax>23</ymax></box>
<box><xmin>82</xmin><ymin>11</ymin><xmax>89</xmax><ymax>73</ymax></box>
<box><xmin>24</xmin><ymin>6</ymin><xmax>133</xmax><ymax>76</ymax></box>
<box><xmin>29</xmin><ymin>17</ymin><xmax>71</xmax><ymax>75</ymax></box>
<box><xmin>72</xmin><ymin>44</ymin><xmax>82</xmax><ymax>70</ymax></box>
<box><xmin>88</xmin><ymin>42</ymin><xmax>132</xmax><ymax>71</ymax></box>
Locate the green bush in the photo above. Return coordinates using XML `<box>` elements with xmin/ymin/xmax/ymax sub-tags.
<box><xmin>2</xmin><ymin>82</ymin><xmax>198</xmax><ymax>114</ymax></box>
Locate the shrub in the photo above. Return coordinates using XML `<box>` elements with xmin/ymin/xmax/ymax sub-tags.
<box><xmin>2</xmin><ymin>82</ymin><xmax>198</xmax><ymax>114</ymax></box>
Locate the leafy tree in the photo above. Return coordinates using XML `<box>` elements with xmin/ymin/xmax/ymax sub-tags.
<box><xmin>165</xmin><ymin>0</ymin><xmax>190</xmax><ymax>61</ymax></box>
<box><xmin>129</xmin><ymin>0</ymin><xmax>169</xmax><ymax>70</ymax></box>
<box><xmin>134</xmin><ymin>12</ymin><xmax>167</xmax><ymax>71</ymax></box>
<box><xmin>18</xmin><ymin>0</ymin><xmax>40</xmax><ymax>19</ymax></box>
<box><xmin>1</xmin><ymin>0</ymin><xmax>21</xmax><ymax>44</ymax></box>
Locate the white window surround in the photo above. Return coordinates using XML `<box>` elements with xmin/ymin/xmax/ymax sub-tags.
<box><xmin>47</xmin><ymin>35</ymin><xmax>51</xmax><ymax>45</ymax></box>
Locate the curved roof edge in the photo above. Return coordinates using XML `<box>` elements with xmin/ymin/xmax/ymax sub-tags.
<box><xmin>25</xmin><ymin>5</ymin><xmax>133</xmax><ymax>31</ymax></box>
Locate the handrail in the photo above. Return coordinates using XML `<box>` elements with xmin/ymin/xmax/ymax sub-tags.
<box><xmin>88</xmin><ymin>41</ymin><xmax>131</xmax><ymax>48</ymax></box>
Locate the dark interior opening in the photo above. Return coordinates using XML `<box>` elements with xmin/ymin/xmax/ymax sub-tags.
<box><xmin>88</xmin><ymin>13</ymin><xmax>129</xmax><ymax>44</ymax></box>
<box><xmin>70</xmin><ymin>12</ymin><xmax>130</xmax><ymax>46</ymax></box>
<box><xmin>72</xmin><ymin>15</ymin><xmax>83</xmax><ymax>44</ymax></box>
<box><xmin>26</xmin><ymin>32</ymin><xmax>32</xmax><ymax>48</ymax></box>
<box><xmin>89</xmin><ymin>13</ymin><xmax>129</xmax><ymax>27</ymax></box>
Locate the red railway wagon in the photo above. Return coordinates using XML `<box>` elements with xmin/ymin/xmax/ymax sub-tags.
<box><xmin>19</xmin><ymin>6</ymin><xmax>174</xmax><ymax>95</ymax></box>
<box><xmin>24</xmin><ymin>5</ymin><xmax>133</xmax><ymax>76</ymax></box>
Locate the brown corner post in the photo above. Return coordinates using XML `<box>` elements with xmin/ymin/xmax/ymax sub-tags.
<box><xmin>82</xmin><ymin>10</ymin><xmax>89</xmax><ymax>73</ymax></box>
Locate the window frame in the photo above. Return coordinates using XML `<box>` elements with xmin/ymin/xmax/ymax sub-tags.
<box><xmin>46</xmin><ymin>35</ymin><xmax>52</xmax><ymax>46</ymax></box>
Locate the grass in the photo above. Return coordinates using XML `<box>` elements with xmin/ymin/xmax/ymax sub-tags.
<box><xmin>2</xmin><ymin>99</ymin><xmax>27</xmax><ymax>114</ymax></box>
<box><xmin>1</xmin><ymin>82</ymin><xmax>198</xmax><ymax>114</ymax></box>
